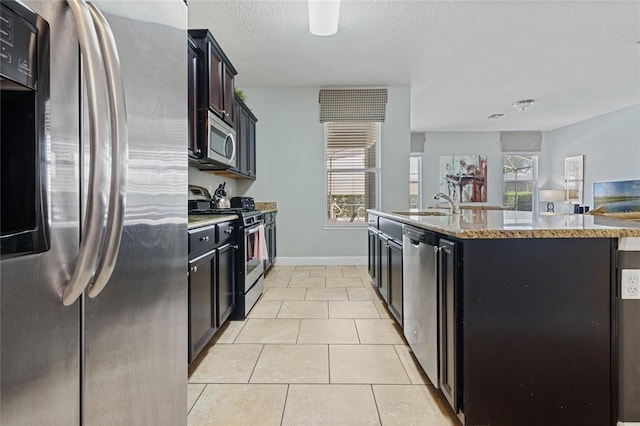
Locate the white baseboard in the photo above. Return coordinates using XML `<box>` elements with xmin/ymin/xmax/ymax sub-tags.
<box><xmin>275</xmin><ymin>256</ymin><xmax>368</xmax><ymax>266</ymax></box>
<box><xmin>618</xmin><ymin>422</ymin><xmax>640</xmax><ymax>425</ymax></box>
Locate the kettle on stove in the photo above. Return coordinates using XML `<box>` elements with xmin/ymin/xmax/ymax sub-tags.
<box><xmin>212</xmin><ymin>183</ymin><xmax>230</xmax><ymax>209</ymax></box>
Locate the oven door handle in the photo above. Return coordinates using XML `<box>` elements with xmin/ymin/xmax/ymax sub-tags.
<box><xmin>62</xmin><ymin>0</ymin><xmax>110</xmax><ymax>306</ymax></box>
<box><xmin>86</xmin><ymin>1</ymin><xmax>128</xmax><ymax>299</ymax></box>
<box><xmin>246</xmin><ymin>225</ymin><xmax>262</xmax><ymax>235</ymax></box>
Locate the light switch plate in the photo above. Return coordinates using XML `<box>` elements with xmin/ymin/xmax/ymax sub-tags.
<box><xmin>621</xmin><ymin>269</ymin><xmax>640</xmax><ymax>299</ymax></box>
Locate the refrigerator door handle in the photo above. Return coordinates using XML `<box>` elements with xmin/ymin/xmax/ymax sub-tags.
<box><xmin>86</xmin><ymin>2</ymin><xmax>128</xmax><ymax>299</ymax></box>
<box><xmin>63</xmin><ymin>0</ymin><xmax>111</xmax><ymax>306</ymax></box>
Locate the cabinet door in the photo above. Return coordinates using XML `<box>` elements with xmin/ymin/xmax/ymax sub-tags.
<box><xmin>217</xmin><ymin>243</ymin><xmax>235</xmax><ymax>326</ymax></box>
<box><xmin>187</xmin><ymin>41</ymin><xmax>201</xmax><ymax>158</ymax></box>
<box><xmin>207</xmin><ymin>43</ymin><xmax>223</xmax><ymax>116</ymax></box>
<box><xmin>189</xmin><ymin>251</ymin><xmax>216</xmax><ymax>362</ymax></box>
<box><xmin>222</xmin><ymin>65</ymin><xmax>234</xmax><ymax>126</ymax></box>
<box><xmin>379</xmin><ymin>235</ymin><xmax>389</xmax><ymax>302</ymax></box>
<box><xmin>247</xmin><ymin>117</ymin><xmax>256</xmax><ymax>178</ymax></box>
<box><xmin>368</xmin><ymin>229</ymin><xmax>377</xmax><ymax>282</ymax></box>
<box><xmin>270</xmin><ymin>221</ymin><xmax>277</xmax><ymax>262</ymax></box>
<box><xmin>439</xmin><ymin>239</ymin><xmax>459</xmax><ymax>413</ymax></box>
<box><xmin>388</xmin><ymin>239</ymin><xmax>403</xmax><ymax>324</ymax></box>
<box><xmin>238</xmin><ymin>107</ymin><xmax>249</xmax><ymax>175</ymax></box>
<box><xmin>232</xmin><ymin>100</ymin><xmax>242</xmax><ymax>171</ymax></box>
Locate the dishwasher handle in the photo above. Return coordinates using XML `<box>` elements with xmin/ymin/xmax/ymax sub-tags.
<box><xmin>402</xmin><ymin>225</ymin><xmax>437</xmax><ymax>246</ymax></box>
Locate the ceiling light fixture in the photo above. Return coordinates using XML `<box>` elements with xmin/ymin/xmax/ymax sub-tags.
<box><xmin>512</xmin><ymin>99</ymin><xmax>535</xmax><ymax>111</ymax></box>
<box><xmin>308</xmin><ymin>0</ymin><xmax>341</xmax><ymax>36</ymax></box>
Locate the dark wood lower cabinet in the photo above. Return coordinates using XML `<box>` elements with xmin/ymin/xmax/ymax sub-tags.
<box><xmin>387</xmin><ymin>239</ymin><xmax>403</xmax><ymax>324</ymax></box>
<box><xmin>188</xmin><ymin>220</ymin><xmax>238</xmax><ymax>363</ymax></box>
<box><xmin>188</xmin><ymin>251</ymin><xmax>215</xmax><ymax>362</ymax></box>
<box><xmin>367</xmin><ymin>228</ymin><xmax>378</xmax><ymax>287</ymax></box>
<box><xmin>217</xmin><ymin>242</ymin><xmax>235</xmax><ymax>325</ymax></box>
<box><xmin>263</xmin><ymin>212</ymin><xmax>277</xmax><ymax>272</ymax></box>
<box><xmin>366</xmin><ymin>214</ymin><xmax>616</xmax><ymax>425</ymax></box>
<box><xmin>378</xmin><ymin>234</ymin><xmax>389</xmax><ymax>302</ymax></box>
<box><xmin>462</xmin><ymin>238</ymin><xmax>613</xmax><ymax>425</ymax></box>
<box><xmin>438</xmin><ymin>239</ymin><xmax>460</xmax><ymax>414</ymax></box>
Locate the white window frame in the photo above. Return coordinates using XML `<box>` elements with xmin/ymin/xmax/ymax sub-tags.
<box><xmin>409</xmin><ymin>154</ymin><xmax>423</xmax><ymax>209</ymax></box>
<box><xmin>503</xmin><ymin>153</ymin><xmax>538</xmax><ymax>215</ymax></box>
<box><xmin>323</xmin><ymin>122</ymin><xmax>381</xmax><ymax>229</ymax></box>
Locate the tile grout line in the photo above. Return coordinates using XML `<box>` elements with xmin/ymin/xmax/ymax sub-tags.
<box><xmin>274</xmin><ymin>300</ymin><xmax>284</xmax><ymax>319</ymax></box>
<box><xmin>231</xmin><ymin>318</ymin><xmax>249</xmax><ymax>344</ymax></box>
<box><xmin>392</xmin><ymin>344</ymin><xmax>414</xmax><ymax>384</ymax></box>
<box><xmin>370</xmin><ymin>384</ymin><xmax>384</xmax><ymax>426</ymax></box>
<box><xmin>280</xmin><ymin>384</ymin><xmax>290</xmax><ymax>426</ymax></box>
<box><xmin>353</xmin><ymin>318</ymin><xmax>362</xmax><ymax>344</ymax></box>
<box><xmin>187</xmin><ymin>383</ymin><xmax>207</xmax><ymax>416</ymax></box>
<box><xmin>327</xmin><ymin>344</ymin><xmax>332</xmax><ymax>384</ymax></box>
<box><xmin>295</xmin><ymin>318</ymin><xmax>302</xmax><ymax>344</ymax></box>
<box><xmin>247</xmin><ymin>344</ymin><xmax>266</xmax><ymax>384</ymax></box>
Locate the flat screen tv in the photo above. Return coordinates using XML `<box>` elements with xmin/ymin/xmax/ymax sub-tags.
<box><xmin>593</xmin><ymin>179</ymin><xmax>640</xmax><ymax>213</ymax></box>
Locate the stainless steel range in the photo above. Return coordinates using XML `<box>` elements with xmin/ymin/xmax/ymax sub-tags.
<box><xmin>188</xmin><ymin>201</ymin><xmax>265</xmax><ymax>319</ymax></box>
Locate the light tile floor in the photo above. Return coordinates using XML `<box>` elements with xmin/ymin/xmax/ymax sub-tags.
<box><xmin>188</xmin><ymin>264</ymin><xmax>459</xmax><ymax>426</ymax></box>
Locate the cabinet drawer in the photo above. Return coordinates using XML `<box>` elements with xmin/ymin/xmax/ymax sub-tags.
<box><xmin>379</xmin><ymin>217</ymin><xmax>402</xmax><ymax>242</ymax></box>
<box><xmin>264</xmin><ymin>212</ymin><xmax>275</xmax><ymax>225</ymax></box>
<box><xmin>367</xmin><ymin>213</ymin><xmax>378</xmax><ymax>228</ymax></box>
<box><xmin>217</xmin><ymin>221</ymin><xmax>236</xmax><ymax>245</ymax></box>
<box><xmin>189</xmin><ymin>225</ymin><xmax>216</xmax><ymax>257</ymax></box>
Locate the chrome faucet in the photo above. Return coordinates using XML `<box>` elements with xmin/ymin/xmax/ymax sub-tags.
<box><xmin>433</xmin><ymin>192</ymin><xmax>460</xmax><ymax>214</ymax></box>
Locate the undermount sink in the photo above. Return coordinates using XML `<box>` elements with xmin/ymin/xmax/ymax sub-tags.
<box><xmin>392</xmin><ymin>210</ymin><xmax>451</xmax><ymax>217</ymax></box>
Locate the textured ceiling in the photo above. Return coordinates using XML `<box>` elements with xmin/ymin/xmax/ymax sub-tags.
<box><xmin>188</xmin><ymin>1</ymin><xmax>640</xmax><ymax>132</ymax></box>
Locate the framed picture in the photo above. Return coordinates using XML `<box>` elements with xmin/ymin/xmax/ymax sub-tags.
<box><xmin>564</xmin><ymin>155</ymin><xmax>584</xmax><ymax>204</ymax></box>
<box><xmin>594</xmin><ymin>179</ymin><xmax>640</xmax><ymax>212</ymax></box>
<box><xmin>439</xmin><ymin>155</ymin><xmax>488</xmax><ymax>202</ymax></box>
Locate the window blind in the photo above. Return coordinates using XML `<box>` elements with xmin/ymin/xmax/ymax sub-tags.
<box><xmin>325</xmin><ymin>122</ymin><xmax>381</xmax><ymax>224</ymax></box>
<box><xmin>319</xmin><ymin>89</ymin><xmax>388</xmax><ymax>123</ymax></box>
<box><xmin>500</xmin><ymin>131</ymin><xmax>542</xmax><ymax>153</ymax></box>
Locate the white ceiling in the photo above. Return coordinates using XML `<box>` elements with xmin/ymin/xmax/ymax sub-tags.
<box><xmin>188</xmin><ymin>1</ymin><xmax>640</xmax><ymax>132</ymax></box>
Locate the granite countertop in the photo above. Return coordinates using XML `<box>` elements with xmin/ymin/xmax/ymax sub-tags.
<box><xmin>368</xmin><ymin>209</ymin><xmax>640</xmax><ymax>239</ymax></box>
<box><xmin>188</xmin><ymin>214</ymin><xmax>238</xmax><ymax>230</ymax></box>
<box><xmin>255</xmin><ymin>202</ymin><xmax>277</xmax><ymax>213</ymax></box>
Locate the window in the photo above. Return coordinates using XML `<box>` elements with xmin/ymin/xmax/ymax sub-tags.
<box><xmin>503</xmin><ymin>154</ymin><xmax>537</xmax><ymax>212</ymax></box>
<box><xmin>325</xmin><ymin>121</ymin><xmax>381</xmax><ymax>225</ymax></box>
<box><xmin>409</xmin><ymin>155</ymin><xmax>422</xmax><ymax>209</ymax></box>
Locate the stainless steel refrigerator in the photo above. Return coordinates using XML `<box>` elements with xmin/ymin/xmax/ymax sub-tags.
<box><xmin>1</xmin><ymin>0</ymin><xmax>188</xmax><ymax>424</ymax></box>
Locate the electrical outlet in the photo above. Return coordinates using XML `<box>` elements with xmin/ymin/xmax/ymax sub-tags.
<box><xmin>621</xmin><ymin>269</ymin><xmax>640</xmax><ymax>299</ymax></box>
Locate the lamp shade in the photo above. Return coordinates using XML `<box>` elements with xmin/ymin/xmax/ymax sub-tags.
<box><xmin>540</xmin><ymin>189</ymin><xmax>564</xmax><ymax>202</ymax></box>
<box><xmin>308</xmin><ymin>0</ymin><xmax>341</xmax><ymax>36</ymax></box>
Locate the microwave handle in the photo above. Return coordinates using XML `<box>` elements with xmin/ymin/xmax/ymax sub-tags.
<box><xmin>86</xmin><ymin>2</ymin><xmax>128</xmax><ymax>299</ymax></box>
<box><xmin>63</xmin><ymin>0</ymin><xmax>110</xmax><ymax>306</ymax></box>
<box><xmin>226</xmin><ymin>133</ymin><xmax>236</xmax><ymax>162</ymax></box>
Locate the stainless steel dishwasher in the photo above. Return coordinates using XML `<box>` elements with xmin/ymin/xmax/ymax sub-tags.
<box><xmin>402</xmin><ymin>225</ymin><xmax>439</xmax><ymax>387</ymax></box>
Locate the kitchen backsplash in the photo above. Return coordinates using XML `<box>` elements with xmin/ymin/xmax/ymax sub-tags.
<box><xmin>188</xmin><ymin>165</ymin><xmax>239</xmax><ymax>198</ymax></box>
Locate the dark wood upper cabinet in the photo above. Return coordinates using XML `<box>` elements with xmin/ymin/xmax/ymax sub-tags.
<box><xmin>208</xmin><ymin>44</ymin><xmax>224</xmax><ymax>117</ymax></box>
<box><xmin>187</xmin><ymin>36</ymin><xmax>202</xmax><ymax>159</ymax></box>
<box><xmin>189</xmin><ymin>29</ymin><xmax>237</xmax><ymax>128</ymax></box>
<box><xmin>233</xmin><ymin>94</ymin><xmax>257</xmax><ymax>179</ymax></box>
<box><xmin>223</xmin><ymin>65</ymin><xmax>235</xmax><ymax>126</ymax></box>
<box><xmin>188</xmin><ymin>29</ymin><xmax>259</xmax><ymax>179</ymax></box>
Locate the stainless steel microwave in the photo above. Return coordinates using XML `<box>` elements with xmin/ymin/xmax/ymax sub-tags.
<box><xmin>206</xmin><ymin>110</ymin><xmax>236</xmax><ymax>167</ymax></box>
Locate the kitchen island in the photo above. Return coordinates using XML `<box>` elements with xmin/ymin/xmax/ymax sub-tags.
<box><xmin>367</xmin><ymin>209</ymin><xmax>640</xmax><ymax>426</ymax></box>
